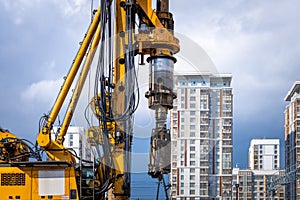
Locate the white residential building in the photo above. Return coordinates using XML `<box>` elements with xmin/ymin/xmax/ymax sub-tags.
<box><xmin>51</xmin><ymin>126</ymin><xmax>92</xmax><ymax>162</ymax></box>
<box><xmin>170</xmin><ymin>72</ymin><xmax>233</xmax><ymax>200</ymax></box>
<box><xmin>248</xmin><ymin>139</ymin><xmax>280</xmax><ymax>171</ymax></box>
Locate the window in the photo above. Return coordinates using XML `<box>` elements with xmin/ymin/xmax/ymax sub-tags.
<box><xmin>222</xmin><ymin>161</ymin><xmax>231</xmax><ymax>169</ymax></box>
<box><xmin>190</xmin><ymin>175</ymin><xmax>195</xmax><ymax>181</ymax></box>
<box><xmin>200</xmin><ymin>139</ymin><xmax>208</xmax><ymax>145</ymax></box>
<box><xmin>190</xmin><ymin>139</ymin><xmax>195</xmax><ymax>144</ymax></box>
<box><xmin>222</xmin><ymin>153</ymin><xmax>231</xmax><ymax>161</ymax></box>
<box><xmin>181</xmin><ymin>131</ymin><xmax>185</xmax><ymax>137</ymax></box>
<box><xmin>200</xmin><ymin>183</ymin><xmax>207</xmax><ymax>188</ymax></box>
<box><xmin>190</xmin><ymin>111</ymin><xmax>196</xmax><ymax>115</ymax></box>
<box><xmin>190</xmin><ymin>182</ymin><xmax>195</xmax><ymax>187</ymax></box>
<box><xmin>191</xmin><ymin>80</ymin><xmax>197</xmax><ymax>86</ymax></box>
<box><xmin>190</xmin><ymin>189</ymin><xmax>195</xmax><ymax>195</ymax></box>
<box><xmin>180</xmin><ymin>182</ymin><xmax>184</xmax><ymax>187</ymax></box>
<box><xmin>190</xmin><ymin>96</ymin><xmax>196</xmax><ymax>101</ymax></box>
<box><xmin>190</xmin><ymin>154</ymin><xmax>195</xmax><ymax>159</ymax></box>
<box><xmin>190</xmin><ymin>168</ymin><xmax>195</xmax><ymax>173</ymax></box>
<box><xmin>190</xmin><ymin>125</ymin><xmax>195</xmax><ymax>130</ymax></box>
<box><xmin>181</xmin><ymin>81</ymin><xmax>187</xmax><ymax>86</ymax></box>
<box><xmin>200</xmin><ymin>125</ymin><xmax>207</xmax><ymax>131</ymax></box>
<box><xmin>69</xmin><ymin>134</ymin><xmax>74</xmax><ymax>147</ymax></box>
<box><xmin>180</xmin><ymin>146</ymin><xmax>184</xmax><ymax>151</ymax></box>
<box><xmin>190</xmin><ymin>161</ymin><xmax>195</xmax><ymax>166</ymax></box>
<box><xmin>190</xmin><ymin>132</ymin><xmax>195</xmax><ymax>137</ymax></box>
<box><xmin>200</xmin><ymin>132</ymin><xmax>207</xmax><ymax>138</ymax></box>
<box><xmin>190</xmin><ymin>103</ymin><xmax>196</xmax><ymax>108</ymax></box>
<box><xmin>190</xmin><ymin>146</ymin><xmax>195</xmax><ymax>151</ymax></box>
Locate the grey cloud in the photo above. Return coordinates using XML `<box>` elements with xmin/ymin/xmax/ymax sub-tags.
<box><xmin>170</xmin><ymin>0</ymin><xmax>300</xmax><ymax>168</ymax></box>
<box><xmin>0</xmin><ymin>1</ymin><xmax>92</xmax><ymax>139</ymax></box>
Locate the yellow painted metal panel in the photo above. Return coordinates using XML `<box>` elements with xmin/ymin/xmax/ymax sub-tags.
<box><xmin>0</xmin><ymin>165</ymin><xmax>79</xmax><ymax>200</ymax></box>
<box><xmin>0</xmin><ymin>167</ymin><xmax>32</xmax><ymax>199</ymax></box>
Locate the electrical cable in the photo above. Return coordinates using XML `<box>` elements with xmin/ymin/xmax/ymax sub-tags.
<box><xmin>83</xmin><ymin>0</ymin><xmax>142</xmax><ymax>196</ymax></box>
<box><xmin>90</xmin><ymin>1</ymin><xmax>114</xmax><ymax>194</ymax></box>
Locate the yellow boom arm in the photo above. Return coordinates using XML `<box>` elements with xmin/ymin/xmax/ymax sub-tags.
<box><xmin>36</xmin><ymin>7</ymin><xmax>101</xmax><ymax>163</ymax></box>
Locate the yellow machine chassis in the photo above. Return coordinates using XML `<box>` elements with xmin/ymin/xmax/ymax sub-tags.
<box><xmin>0</xmin><ymin>161</ymin><xmax>78</xmax><ymax>200</ymax></box>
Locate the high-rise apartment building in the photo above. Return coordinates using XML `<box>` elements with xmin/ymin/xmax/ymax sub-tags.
<box><xmin>248</xmin><ymin>139</ymin><xmax>280</xmax><ymax>170</ymax></box>
<box><xmin>170</xmin><ymin>72</ymin><xmax>233</xmax><ymax>199</ymax></box>
<box><xmin>284</xmin><ymin>81</ymin><xmax>300</xmax><ymax>199</ymax></box>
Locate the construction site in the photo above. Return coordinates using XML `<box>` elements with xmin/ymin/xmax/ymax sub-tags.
<box><xmin>1</xmin><ymin>0</ymin><xmax>300</xmax><ymax>200</ymax></box>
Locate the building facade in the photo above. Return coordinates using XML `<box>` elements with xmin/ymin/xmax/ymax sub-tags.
<box><xmin>232</xmin><ymin>168</ymin><xmax>285</xmax><ymax>200</ymax></box>
<box><xmin>170</xmin><ymin>72</ymin><xmax>233</xmax><ymax>199</ymax></box>
<box><xmin>248</xmin><ymin>139</ymin><xmax>280</xmax><ymax>170</ymax></box>
<box><xmin>52</xmin><ymin>126</ymin><xmax>92</xmax><ymax>162</ymax></box>
<box><xmin>284</xmin><ymin>81</ymin><xmax>300</xmax><ymax>199</ymax></box>
<box><xmin>232</xmin><ymin>138</ymin><xmax>285</xmax><ymax>199</ymax></box>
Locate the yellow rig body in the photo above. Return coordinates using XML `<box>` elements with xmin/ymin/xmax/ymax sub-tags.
<box><xmin>0</xmin><ymin>129</ymin><xmax>29</xmax><ymax>163</ymax></box>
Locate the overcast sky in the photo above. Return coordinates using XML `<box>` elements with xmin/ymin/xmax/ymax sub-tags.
<box><xmin>1</xmin><ymin>0</ymin><xmax>300</xmax><ymax>171</ymax></box>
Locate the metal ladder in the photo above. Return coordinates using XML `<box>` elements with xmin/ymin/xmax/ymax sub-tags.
<box><xmin>79</xmin><ymin>140</ymin><xmax>96</xmax><ymax>200</ymax></box>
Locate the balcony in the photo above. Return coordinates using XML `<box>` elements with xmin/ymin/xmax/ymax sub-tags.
<box><xmin>200</xmin><ymin>132</ymin><xmax>209</xmax><ymax>138</ymax></box>
<box><xmin>222</xmin><ymin>133</ymin><xmax>232</xmax><ymax>140</ymax></box>
<box><xmin>223</xmin><ymin>140</ymin><xmax>232</xmax><ymax>146</ymax></box>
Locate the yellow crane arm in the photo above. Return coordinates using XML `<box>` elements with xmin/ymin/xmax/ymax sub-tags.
<box><xmin>56</xmin><ymin>23</ymin><xmax>101</xmax><ymax>145</ymax></box>
<box><xmin>36</xmin><ymin>7</ymin><xmax>101</xmax><ymax>162</ymax></box>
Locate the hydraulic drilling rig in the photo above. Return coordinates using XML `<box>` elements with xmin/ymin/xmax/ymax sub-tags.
<box><xmin>0</xmin><ymin>0</ymin><xmax>179</xmax><ymax>199</ymax></box>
